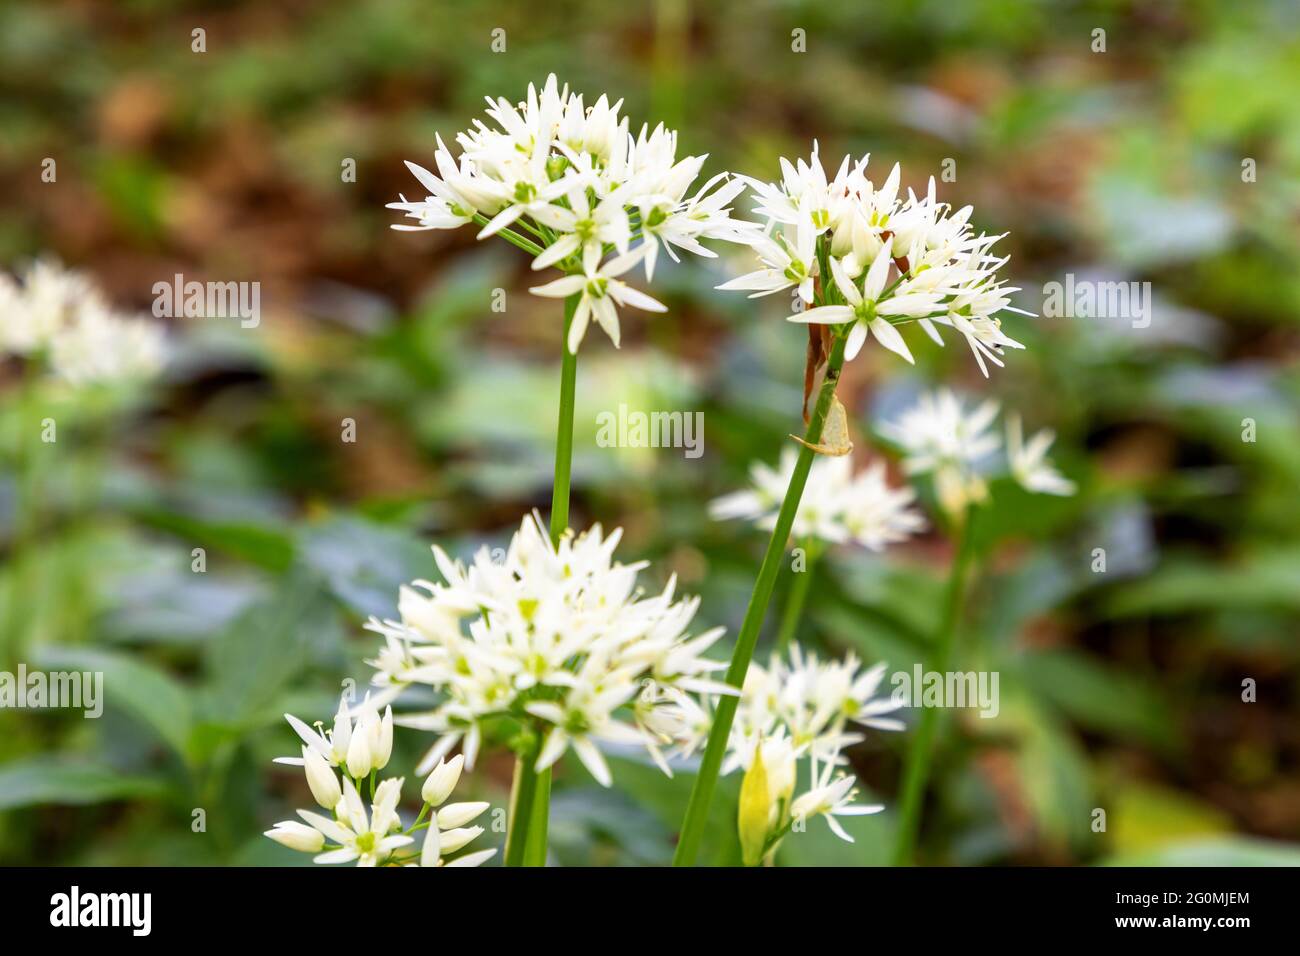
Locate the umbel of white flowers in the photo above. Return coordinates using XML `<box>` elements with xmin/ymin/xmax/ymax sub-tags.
<box><xmin>364</xmin><ymin>513</ymin><xmax>738</xmax><ymax>787</ymax></box>
<box><xmin>266</xmin><ymin>696</ymin><xmax>496</xmax><ymax>867</ymax></box>
<box><xmin>722</xmin><ymin>646</ymin><xmax>903</xmax><ymax>865</ymax></box>
<box><xmin>878</xmin><ymin>387</ymin><xmax>1076</xmax><ymax>516</ymax></box>
<box><xmin>0</xmin><ymin>258</ymin><xmax>166</xmax><ymax>386</ymax></box>
<box><xmin>710</xmin><ymin>447</ymin><xmax>925</xmax><ymax>550</ymax></box>
<box><xmin>718</xmin><ymin>144</ymin><xmax>1032</xmax><ymax>377</ymax></box>
<box><xmin>388</xmin><ymin>74</ymin><xmax>757</xmax><ymax>353</ymax></box>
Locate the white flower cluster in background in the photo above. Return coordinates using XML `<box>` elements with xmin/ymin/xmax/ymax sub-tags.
<box><xmin>710</xmin><ymin>447</ymin><xmax>925</xmax><ymax>549</ymax></box>
<box><xmin>879</xmin><ymin>387</ymin><xmax>1076</xmax><ymax>516</ymax></box>
<box><xmin>724</xmin><ymin>646</ymin><xmax>903</xmax><ymax>862</ymax></box>
<box><xmin>0</xmin><ymin>259</ymin><xmax>166</xmax><ymax>386</ymax></box>
<box><xmin>388</xmin><ymin>74</ymin><xmax>756</xmax><ymax>353</ymax></box>
<box><xmin>364</xmin><ymin>513</ymin><xmax>736</xmax><ymax>787</ymax></box>
<box><xmin>266</xmin><ymin>697</ymin><xmax>495</xmax><ymax>867</ymax></box>
<box><xmin>719</xmin><ymin>144</ymin><xmax>1031</xmax><ymax>376</ymax></box>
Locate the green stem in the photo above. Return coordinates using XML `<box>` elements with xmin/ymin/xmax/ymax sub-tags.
<box><xmin>3</xmin><ymin>370</ymin><xmax>38</xmax><ymax>663</ymax></box>
<box><xmin>471</xmin><ymin>213</ymin><xmax>546</xmax><ymax>257</ymax></box>
<box><xmin>506</xmin><ymin>293</ymin><xmax>580</xmax><ymax>868</ymax></box>
<box><xmin>890</xmin><ymin>505</ymin><xmax>979</xmax><ymax>866</ymax></box>
<box><xmin>548</xmin><ymin>295</ymin><xmax>580</xmax><ymax>547</ymax></box>
<box><xmin>774</xmin><ymin>539</ymin><xmax>817</xmax><ymax>653</ymax></box>
<box><xmin>503</xmin><ymin>730</ymin><xmax>545</xmax><ymax>867</ymax></box>
<box><xmin>673</xmin><ymin>334</ymin><xmax>848</xmax><ymax>867</ymax></box>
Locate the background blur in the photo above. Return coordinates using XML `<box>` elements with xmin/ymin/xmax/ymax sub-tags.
<box><xmin>2</xmin><ymin>0</ymin><xmax>1299</xmax><ymax>866</ymax></box>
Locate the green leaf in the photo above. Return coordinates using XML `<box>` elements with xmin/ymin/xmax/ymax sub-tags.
<box><xmin>1017</xmin><ymin>649</ymin><xmax>1179</xmax><ymax>752</ymax></box>
<box><xmin>1102</xmin><ymin>838</ymin><xmax>1300</xmax><ymax>867</ymax></box>
<box><xmin>1108</xmin><ymin>781</ymin><xmax>1232</xmax><ymax>854</ymax></box>
<box><xmin>608</xmin><ymin>755</ymin><xmax>742</xmax><ymax>866</ymax></box>
<box><xmin>0</xmin><ymin>759</ymin><xmax>168</xmax><ymax>810</ymax></box>
<box><xmin>298</xmin><ymin>514</ymin><xmax>434</xmax><ymax>619</ymax></box>
<box><xmin>34</xmin><ymin>645</ymin><xmax>194</xmax><ymax>763</ymax></box>
<box><xmin>1105</xmin><ymin>548</ymin><xmax>1300</xmax><ymax>616</ymax></box>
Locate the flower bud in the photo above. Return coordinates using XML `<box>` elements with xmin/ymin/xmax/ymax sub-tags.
<box><xmin>372</xmin><ymin>706</ymin><xmax>393</xmax><ymax>771</ymax></box>
<box><xmin>421</xmin><ymin>754</ymin><xmax>465</xmax><ymax>807</ymax></box>
<box><xmin>302</xmin><ymin>745</ymin><xmax>342</xmax><ymax>810</ymax></box>
<box><xmin>420</xmin><ymin>824</ymin><xmax>441</xmax><ymax>868</ymax></box>
<box><xmin>265</xmin><ymin>821</ymin><xmax>324</xmax><ymax>853</ymax></box>
<box><xmin>346</xmin><ymin>713</ymin><xmax>374</xmax><ymax>778</ymax></box>
<box><xmin>330</xmin><ymin>697</ymin><xmax>352</xmax><ymax>764</ymax></box>
<box><xmin>437</xmin><ymin>826</ymin><xmax>483</xmax><ymax>855</ymax></box>
<box><xmin>738</xmin><ymin>741</ymin><xmax>772</xmax><ymax>868</ymax></box>
<box><xmin>436</xmin><ymin>800</ymin><xmax>489</xmax><ymax>830</ymax></box>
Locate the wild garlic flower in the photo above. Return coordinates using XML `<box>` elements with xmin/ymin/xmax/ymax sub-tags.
<box><xmin>267</xmin><ymin>703</ymin><xmax>495</xmax><ymax>867</ymax></box>
<box><xmin>710</xmin><ymin>447</ymin><xmax>924</xmax><ymax>550</ymax></box>
<box><xmin>878</xmin><ymin>388</ymin><xmax>1074</xmax><ymax>516</ymax></box>
<box><xmin>1006</xmin><ymin>413</ymin><xmax>1076</xmax><ymax>496</ymax></box>
<box><xmin>364</xmin><ymin>513</ymin><xmax>736</xmax><ymax>787</ymax></box>
<box><xmin>389</xmin><ymin>74</ymin><xmax>755</xmax><ymax>353</ymax></box>
<box><xmin>729</xmin><ymin>646</ymin><xmax>899</xmax><ymax>861</ymax></box>
<box><xmin>1</xmin><ymin>258</ymin><xmax>166</xmax><ymax>385</ymax></box>
<box><xmin>48</xmin><ymin>301</ymin><xmax>167</xmax><ymax>386</ymax></box>
<box><xmin>721</xmin><ymin>144</ymin><xmax>1030</xmax><ymax>376</ymax></box>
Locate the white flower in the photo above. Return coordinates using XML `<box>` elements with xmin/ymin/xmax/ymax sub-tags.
<box><xmin>529</xmin><ymin>244</ymin><xmax>666</xmax><ymax>353</ymax></box>
<box><xmin>389</xmin><ymin>75</ymin><xmax>753</xmax><ymax>351</ymax></box>
<box><xmin>879</xmin><ymin>388</ymin><xmax>1000</xmax><ymax>516</ymax></box>
<box><xmin>47</xmin><ymin>301</ymin><xmax>166</xmax><ymax>386</ymax></box>
<box><xmin>364</xmin><ymin>513</ymin><xmax>735</xmax><ymax>786</ymax></box>
<box><xmin>711</xmin><ymin>447</ymin><xmax>924</xmax><ymax>549</ymax></box>
<box><xmin>723</xmin><ymin>646</ymin><xmax>898</xmax><ymax>859</ymax></box>
<box><xmin>789</xmin><ymin>749</ymin><xmax>884</xmax><ymax>843</ymax></box>
<box><xmin>295</xmin><ymin>777</ymin><xmax>414</xmax><ymax>867</ymax></box>
<box><xmin>879</xmin><ymin>390</ymin><xmax>1075</xmax><ymax>514</ymax></box>
<box><xmin>278</xmin><ymin>696</ymin><xmax>354</xmax><ymax>768</ymax></box>
<box><xmin>730</xmin><ymin>646</ymin><xmax>905</xmax><ymax>760</ymax></box>
<box><xmin>1</xmin><ymin>258</ymin><xmax>167</xmax><ymax>386</ymax></box>
<box><xmin>1</xmin><ymin>259</ymin><xmax>93</xmax><ymax>354</ymax></box>
<box><xmin>790</xmin><ymin>250</ymin><xmax>936</xmax><ymax>363</ymax></box>
<box><xmin>1007</xmin><ymin>413</ymin><xmax>1076</xmax><ymax>496</ymax></box>
<box><xmin>636</xmin><ymin>171</ymin><xmax>756</xmax><ymax>281</ymax></box>
<box><xmin>529</xmin><ymin>185</ymin><xmax>631</xmax><ymax>270</ymax></box>
<box><xmin>716</xmin><ymin>223</ymin><xmax>818</xmax><ymax>304</ymax></box>
<box><xmin>721</xmin><ymin>147</ymin><xmax>1028</xmax><ymax>376</ymax></box>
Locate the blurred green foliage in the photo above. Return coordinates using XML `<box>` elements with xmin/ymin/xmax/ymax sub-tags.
<box><xmin>1</xmin><ymin>0</ymin><xmax>1298</xmax><ymax>866</ymax></box>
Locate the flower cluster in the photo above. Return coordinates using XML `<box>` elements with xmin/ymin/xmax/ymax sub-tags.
<box><xmin>266</xmin><ymin>697</ymin><xmax>495</xmax><ymax>867</ymax></box>
<box><xmin>710</xmin><ymin>447</ymin><xmax>925</xmax><ymax>550</ymax></box>
<box><xmin>719</xmin><ymin>145</ymin><xmax>1030</xmax><ymax>376</ymax></box>
<box><xmin>878</xmin><ymin>387</ymin><xmax>1075</xmax><ymax>516</ymax></box>
<box><xmin>1</xmin><ymin>259</ymin><xmax>166</xmax><ymax>386</ymax></box>
<box><xmin>725</xmin><ymin>646</ymin><xmax>902</xmax><ymax>863</ymax></box>
<box><xmin>364</xmin><ymin>513</ymin><xmax>735</xmax><ymax>787</ymax></box>
<box><xmin>389</xmin><ymin>74</ymin><xmax>755</xmax><ymax>353</ymax></box>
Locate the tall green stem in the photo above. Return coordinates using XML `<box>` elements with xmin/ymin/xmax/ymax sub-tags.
<box><xmin>673</xmin><ymin>335</ymin><xmax>848</xmax><ymax>867</ymax></box>
<box><xmin>503</xmin><ymin>727</ymin><xmax>545</xmax><ymax>867</ymax></box>
<box><xmin>774</xmin><ymin>539</ymin><xmax>817</xmax><ymax>653</ymax></box>
<box><xmin>3</xmin><ymin>370</ymin><xmax>37</xmax><ymax>663</ymax></box>
<box><xmin>504</xmin><ymin>292</ymin><xmax>580</xmax><ymax>867</ymax></box>
<box><xmin>890</xmin><ymin>505</ymin><xmax>978</xmax><ymax>866</ymax></box>
<box><xmin>547</xmin><ymin>295</ymin><xmax>580</xmax><ymax>546</ymax></box>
